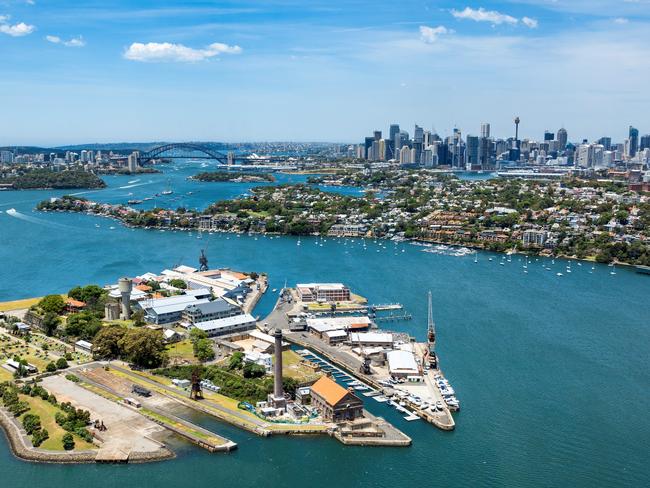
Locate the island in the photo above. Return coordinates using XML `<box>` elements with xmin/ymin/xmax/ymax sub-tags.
<box><xmin>190</xmin><ymin>171</ymin><xmax>275</xmax><ymax>183</ymax></box>
<box><xmin>0</xmin><ymin>169</ymin><xmax>106</xmax><ymax>190</ymax></box>
<box><xmin>36</xmin><ymin>170</ymin><xmax>650</xmax><ymax>265</ymax></box>
<box><xmin>0</xmin><ymin>265</ymin><xmax>412</xmax><ymax>464</ymax></box>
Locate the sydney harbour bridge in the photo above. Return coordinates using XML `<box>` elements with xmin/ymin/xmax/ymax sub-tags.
<box><xmin>138</xmin><ymin>142</ymin><xmax>289</xmax><ymax>167</ymax></box>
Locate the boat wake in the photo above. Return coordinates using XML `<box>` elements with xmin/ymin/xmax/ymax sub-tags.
<box><xmin>5</xmin><ymin>208</ymin><xmax>71</xmax><ymax>229</ymax></box>
<box><xmin>119</xmin><ymin>180</ymin><xmax>154</xmax><ymax>190</ymax></box>
<box><xmin>420</xmin><ymin>244</ymin><xmax>473</xmax><ymax>257</ymax></box>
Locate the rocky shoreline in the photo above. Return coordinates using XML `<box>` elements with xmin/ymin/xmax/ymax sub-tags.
<box><xmin>0</xmin><ymin>407</ymin><xmax>174</xmax><ymax>464</ymax></box>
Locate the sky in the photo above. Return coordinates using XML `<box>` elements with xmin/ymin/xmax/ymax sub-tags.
<box><xmin>1</xmin><ymin>0</ymin><xmax>649</xmax><ymax>146</ymax></box>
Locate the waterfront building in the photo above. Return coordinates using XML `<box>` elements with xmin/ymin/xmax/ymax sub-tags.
<box><xmin>310</xmin><ymin>375</ymin><xmax>364</xmax><ymax>422</ymax></box>
<box><xmin>142</xmin><ymin>294</ymin><xmax>211</xmax><ymax>325</ymax></box>
<box><xmin>349</xmin><ymin>332</ymin><xmax>393</xmax><ymax>348</ymax></box>
<box><xmin>127</xmin><ymin>152</ymin><xmax>139</xmax><ymax>172</ymax></box>
<box><xmin>189</xmin><ymin>313</ymin><xmax>256</xmax><ymax>337</ymax></box>
<box><xmin>522</xmin><ymin>229</ymin><xmax>547</xmax><ymax>247</ymax></box>
<box><xmin>182</xmin><ymin>298</ymin><xmax>241</xmax><ymax>325</ymax></box>
<box><xmin>387</xmin><ymin>350</ymin><xmax>419</xmax><ymax>378</ymax></box>
<box><xmin>297</xmin><ymin>283</ymin><xmax>351</xmax><ymax>302</ymax></box>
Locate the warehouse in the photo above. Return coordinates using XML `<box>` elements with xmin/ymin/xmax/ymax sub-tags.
<box><xmin>386</xmin><ymin>350</ymin><xmax>420</xmax><ymax>379</ymax></box>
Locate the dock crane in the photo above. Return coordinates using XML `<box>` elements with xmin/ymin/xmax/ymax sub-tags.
<box><xmin>426</xmin><ymin>291</ymin><xmax>438</xmax><ymax>370</ymax></box>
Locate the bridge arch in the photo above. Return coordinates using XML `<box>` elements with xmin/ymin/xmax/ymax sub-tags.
<box><xmin>140</xmin><ymin>143</ymin><xmax>229</xmax><ymax>164</ymax></box>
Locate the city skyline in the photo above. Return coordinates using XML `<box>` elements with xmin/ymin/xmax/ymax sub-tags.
<box><xmin>1</xmin><ymin>0</ymin><xmax>650</xmax><ymax>145</ymax></box>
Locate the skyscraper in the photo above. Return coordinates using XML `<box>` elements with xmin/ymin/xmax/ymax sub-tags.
<box><xmin>388</xmin><ymin>124</ymin><xmax>400</xmax><ymax>159</ymax></box>
<box><xmin>465</xmin><ymin>135</ymin><xmax>479</xmax><ymax>170</ymax></box>
<box><xmin>597</xmin><ymin>136</ymin><xmax>612</xmax><ymax>151</ymax></box>
<box><xmin>544</xmin><ymin>131</ymin><xmax>554</xmax><ymax>142</ymax></box>
<box><xmin>628</xmin><ymin>126</ymin><xmax>639</xmax><ymax>158</ymax></box>
<box><xmin>640</xmin><ymin>134</ymin><xmax>650</xmax><ymax>151</ymax></box>
<box><xmin>413</xmin><ymin>125</ymin><xmax>424</xmax><ymax>163</ymax></box>
<box><xmin>557</xmin><ymin>128</ymin><xmax>568</xmax><ymax>150</ymax></box>
<box><xmin>480</xmin><ymin>123</ymin><xmax>490</xmax><ymax>139</ymax></box>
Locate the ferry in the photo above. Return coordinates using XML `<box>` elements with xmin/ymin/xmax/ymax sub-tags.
<box><xmin>127</xmin><ymin>199</ymin><xmax>143</xmax><ymax>205</ymax></box>
<box><xmin>161</xmin><ymin>190</ymin><xmax>173</xmax><ymax>195</ymax></box>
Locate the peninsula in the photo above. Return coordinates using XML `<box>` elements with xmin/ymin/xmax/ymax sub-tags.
<box><xmin>190</xmin><ymin>171</ymin><xmax>275</xmax><ymax>183</ymax></box>
<box><xmin>0</xmin><ymin>169</ymin><xmax>106</xmax><ymax>190</ymax></box>
<box><xmin>37</xmin><ymin>171</ymin><xmax>650</xmax><ymax>265</ymax></box>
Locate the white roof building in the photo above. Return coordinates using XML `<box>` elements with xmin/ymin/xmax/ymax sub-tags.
<box><xmin>350</xmin><ymin>332</ymin><xmax>393</xmax><ymax>347</ymax></box>
<box><xmin>387</xmin><ymin>350</ymin><xmax>419</xmax><ymax>377</ymax></box>
<box><xmin>191</xmin><ymin>313</ymin><xmax>256</xmax><ymax>337</ymax></box>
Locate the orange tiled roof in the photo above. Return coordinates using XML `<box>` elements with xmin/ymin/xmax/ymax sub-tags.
<box><xmin>310</xmin><ymin>375</ymin><xmax>349</xmax><ymax>406</ymax></box>
<box><xmin>66</xmin><ymin>298</ymin><xmax>86</xmax><ymax>308</ymax></box>
<box><xmin>135</xmin><ymin>284</ymin><xmax>152</xmax><ymax>292</ymax></box>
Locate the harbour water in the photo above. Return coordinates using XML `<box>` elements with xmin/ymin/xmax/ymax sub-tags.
<box><xmin>0</xmin><ymin>162</ymin><xmax>648</xmax><ymax>487</ymax></box>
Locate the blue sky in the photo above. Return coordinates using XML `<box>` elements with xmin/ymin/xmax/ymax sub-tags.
<box><xmin>1</xmin><ymin>0</ymin><xmax>649</xmax><ymax>145</ymax></box>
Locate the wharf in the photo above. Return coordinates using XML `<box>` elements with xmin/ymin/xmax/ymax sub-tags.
<box><xmin>286</xmin><ymin>332</ymin><xmax>456</xmax><ymax>431</ymax></box>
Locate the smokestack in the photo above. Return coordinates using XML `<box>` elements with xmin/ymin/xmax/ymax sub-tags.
<box><xmin>118</xmin><ymin>277</ymin><xmax>133</xmax><ymax>320</ymax></box>
<box><xmin>273</xmin><ymin>328</ymin><xmax>283</xmax><ymax>400</ymax></box>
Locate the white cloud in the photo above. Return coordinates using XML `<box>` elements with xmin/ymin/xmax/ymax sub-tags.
<box><xmin>451</xmin><ymin>7</ymin><xmax>538</xmax><ymax>29</ymax></box>
<box><xmin>613</xmin><ymin>17</ymin><xmax>629</xmax><ymax>24</ymax></box>
<box><xmin>123</xmin><ymin>41</ymin><xmax>242</xmax><ymax>62</ymax></box>
<box><xmin>0</xmin><ymin>20</ymin><xmax>35</xmax><ymax>37</ymax></box>
<box><xmin>419</xmin><ymin>25</ymin><xmax>452</xmax><ymax>43</ymax></box>
<box><xmin>522</xmin><ymin>17</ymin><xmax>538</xmax><ymax>29</ymax></box>
<box><xmin>451</xmin><ymin>7</ymin><xmax>518</xmax><ymax>25</ymax></box>
<box><xmin>46</xmin><ymin>34</ymin><xmax>86</xmax><ymax>47</ymax></box>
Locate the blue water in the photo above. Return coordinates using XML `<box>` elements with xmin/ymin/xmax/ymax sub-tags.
<box><xmin>0</xmin><ymin>164</ymin><xmax>648</xmax><ymax>487</ymax></box>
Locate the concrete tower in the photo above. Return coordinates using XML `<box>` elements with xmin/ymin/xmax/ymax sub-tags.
<box><xmin>118</xmin><ymin>277</ymin><xmax>133</xmax><ymax>320</ymax></box>
<box><xmin>268</xmin><ymin>328</ymin><xmax>286</xmax><ymax>410</ymax></box>
<box><xmin>514</xmin><ymin>116</ymin><xmax>520</xmax><ymax>147</ymax></box>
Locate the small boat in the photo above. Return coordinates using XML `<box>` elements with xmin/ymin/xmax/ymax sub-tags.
<box><xmin>127</xmin><ymin>199</ymin><xmax>143</xmax><ymax>205</ymax></box>
<box><xmin>161</xmin><ymin>190</ymin><xmax>173</xmax><ymax>195</ymax></box>
<box><xmin>556</xmin><ymin>272</ymin><xmax>563</xmax><ymax>276</ymax></box>
<box><xmin>610</xmin><ymin>264</ymin><xmax>616</xmax><ymax>276</ymax></box>
<box><xmin>272</xmin><ymin>288</ymin><xmax>277</xmax><ymax>292</ymax></box>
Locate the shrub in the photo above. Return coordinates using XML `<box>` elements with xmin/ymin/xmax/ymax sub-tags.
<box><xmin>65</xmin><ymin>374</ymin><xmax>80</xmax><ymax>383</ymax></box>
<box><xmin>45</xmin><ymin>362</ymin><xmax>57</xmax><ymax>373</ymax></box>
<box><xmin>56</xmin><ymin>358</ymin><xmax>69</xmax><ymax>369</ymax></box>
<box><xmin>22</xmin><ymin>413</ymin><xmax>41</xmax><ymax>435</ymax></box>
<box><xmin>62</xmin><ymin>433</ymin><xmax>75</xmax><ymax>450</ymax></box>
<box><xmin>32</xmin><ymin>428</ymin><xmax>49</xmax><ymax>447</ymax></box>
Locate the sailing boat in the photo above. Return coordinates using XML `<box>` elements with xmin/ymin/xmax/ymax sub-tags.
<box><xmin>610</xmin><ymin>264</ymin><xmax>616</xmax><ymax>275</ymax></box>
<box><xmin>474</xmin><ymin>251</ymin><xmax>478</xmax><ymax>263</ymax></box>
<box><xmin>161</xmin><ymin>178</ymin><xmax>173</xmax><ymax>195</ymax></box>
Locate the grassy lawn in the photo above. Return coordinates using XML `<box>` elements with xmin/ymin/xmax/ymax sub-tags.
<box><xmin>140</xmin><ymin>408</ymin><xmax>226</xmax><ymax>445</ymax></box>
<box><xmin>111</xmin><ymin>367</ymin><xmax>263</xmax><ymax>428</ymax></box>
<box><xmin>0</xmin><ymin>297</ymin><xmax>42</xmax><ymax>312</ymax></box>
<box><xmin>278</xmin><ymin>350</ymin><xmax>321</xmax><ymax>383</ymax></box>
<box><xmin>166</xmin><ymin>339</ymin><xmax>196</xmax><ymax>364</ymax></box>
<box><xmin>20</xmin><ymin>395</ymin><xmax>95</xmax><ymax>451</ymax></box>
<box><xmin>0</xmin><ymin>367</ymin><xmax>13</xmax><ymax>382</ymax></box>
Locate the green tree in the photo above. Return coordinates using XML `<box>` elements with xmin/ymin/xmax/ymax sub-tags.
<box><xmin>38</xmin><ymin>295</ymin><xmax>66</xmax><ymax>315</ymax></box>
<box><xmin>62</xmin><ymin>432</ymin><xmax>75</xmax><ymax>450</ymax></box>
<box><xmin>65</xmin><ymin>311</ymin><xmax>102</xmax><ymax>340</ymax></box>
<box><xmin>131</xmin><ymin>310</ymin><xmax>146</xmax><ymax>327</ymax></box>
<box><xmin>22</xmin><ymin>413</ymin><xmax>42</xmax><ymax>435</ymax></box>
<box><xmin>46</xmin><ymin>362</ymin><xmax>57</xmax><ymax>373</ymax></box>
<box><xmin>168</xmin><ymin>279</ymin><xmax>187</xmax><ymax>289</ymax></box>
<box><xmin>92</xmin><ymin>325</ymin><xmax>127</xmax><ymax>359</ymax></box>
<box><xmin>228</xmin><ymin>351</ymin><xmax>244</xmax><ymax>370</ymax></box>
<box><xmin>56</xmin><ymin>357</ymin><xmax>69</xmax><ymax>369</ymax></box>
<box><xmin>42</xmin><ymin>312</ymin><xmax>61</xmax><ymax>337</ymax></box>
<box><xmin>119</xmin><ymin>328</ymin><xmax>167</xmax><ymax>368</ymax></box>
<box><xmin>242</xmin><ymin>362</ymin><xmax>266</xmax><ymax>378</ymax></box>
<box><xmin>189</xmin><ymin>328</ymin><xmax>215</xmax><ymax>362</ymax></box>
